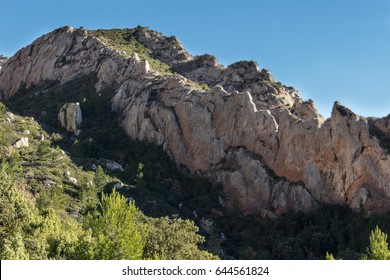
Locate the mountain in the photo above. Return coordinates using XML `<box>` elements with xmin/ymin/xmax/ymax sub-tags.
<box><xmin>1</xmin><ymin>26</ymin><xmax>390</xmax><ymax>219</ymax></box>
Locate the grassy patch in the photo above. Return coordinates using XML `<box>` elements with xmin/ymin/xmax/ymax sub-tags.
<box><xmin>89</xmin><ymin>28</ymin><xmax>172</xmax><ymax>75</ymax></box>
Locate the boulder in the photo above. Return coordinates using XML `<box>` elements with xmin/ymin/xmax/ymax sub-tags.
<box><xmin>58</xmin><ymin>102</ymin><xmax>82</xmax><ymax>134</ymax></box>
<box><xmin>113</xmin><ymin>181</ymin><xmax>124</xmax><ymax>190</ymax></box>
<box><xmin>68</xmin><ymin>177</ymin><xmax>78</xmax><ymax>185</ymax></box>
<box><xmin>68</xmin><ymin>210</ymin><xmax>81</xmax><ymax>218</ymax></box>
<box><xmin>42</xmin><ymin>179</ymin><xmax>56</xmax><ymax>187</ymax></box>
<box><xmin>64</xmin><ymin>170</ymin><xmax>78</xmax><ymax>185</ymax></box>
<box><xmin>102</xmin><ymin>159</ymin><xmax>125</xmax><ymax>172</ymax></box>
<box><xmin>13</xmin><ymin>138</ymin><xmax>29</xmax><ymax>148</ymax></box>
<box><xmin>6</xmin><ymin>111</ymin><xmax>14</xmax><ymax>121</ymax></box>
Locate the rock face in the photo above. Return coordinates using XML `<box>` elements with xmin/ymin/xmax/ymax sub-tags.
<box><xmin>58</xmin><ymin>102</ymin><xmax>82</xmax><ymax>134</ymax></box>
<box><xmin>1</xmin><ymin>26</ymin><xmax>390</xmax><ymax>216</ymax></box>
<box><xmin>0</xmin><ymin>55</ymin><xmax>7</xmax><ymax>71</ymax></box>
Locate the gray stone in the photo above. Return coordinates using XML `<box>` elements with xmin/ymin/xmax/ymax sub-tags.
<box><xmin>68</xmin><ymin>210</ymin><xmax>81</xmax><ymax>218</ymax></box>
<box><xmin>68</xmin><ymin>177</ymin><xmax>78</xmax><ymax>185</ymax></box>
<box><xmin>103</xmin><ymin>160</ymin><xmax>124</xmax><ymax>171</ymax></box>
<box><xmin>58</xmin><ymin>103</ymin><xmax>82</xmax><ymax>134</ymax></box>
<box><xmin>13</xmin><ymin>138</ymin><xmax>29</xmax><ymax>148</ymax></box>
<box><xmin>42</xmin><ymin>179</ymin><xmax>56</xmax><ymax>187</ymax></box>
<box><xmin>113</xmin><ymin>181</ymin><xmax>123</xmax><ymax>190</ymax></box>
<box><xmin>6</xmin><ymin>111</ymin><xmax>14</xmax><ymax>121</ymax></box>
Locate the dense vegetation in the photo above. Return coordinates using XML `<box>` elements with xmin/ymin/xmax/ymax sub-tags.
<box><xmin>326</xmin><ymin>226</ymin><xmax>390</xmax><ymax>260</ymax></box>
<box><xmin>0</xmin><ymin>81</ymin><xmax>218</xmax><ymax>259</ymax></box>
<box><xmin>218</xmin><ymin>204</ymin><xmax>390</xmax><ymax>259</ymax></box>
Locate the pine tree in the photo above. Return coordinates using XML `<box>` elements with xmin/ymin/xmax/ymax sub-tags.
<box><xmin>361</xmin><ymin>226</ymin><xmax>390</xmax><ymax>260</ymax></box>
<box><xmin>36</xmin><ymin>140</ymin><xmax>52</xmax><ymax>161</ymax></box>
<box><xmin>0</xmin><ymin>165</ymin><xmax>46</xmax><ymax>259</ymax></box>
<box><xmin>93</xmin><ymin>165</ymin><xmax>107</xmax><ymax>192</ymax></box>
<box><xmin>325</xmin><ymin>252</ymin><xmax>335</xmax><ymax>260</ymax></box>
<box><xmin>78</xmin><ymin>190</ymin><xmax>147</xmax><ymax>259</ymax></box>
<box><xmin>141</xmin><ymin>216</ymin><xmax>218</xmax><ymax>260</ymax></box>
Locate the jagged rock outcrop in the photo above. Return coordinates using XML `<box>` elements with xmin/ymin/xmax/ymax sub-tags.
<box><xmin>132</xmin><ymin>26</ymin><xmax>192</xmax><ymax>65</ymax></box>
<box><xmin>58</xmin><ymin>102</ymin><xmax>82</xmax><ymax>134</ymax></box>
<box><xmin>0</xmin><ymin>26</ymin><xmax>137</xmax><ymax>99</ymax></box>
<box><xmin>272</xmin><ymin>102</ymin><xmax>390</xmax><ymax>214</ymax></box>
<box><xmin>1</xmin><ymin>26</ymin><xmax>390</xmax><ymax>216</ymax></box>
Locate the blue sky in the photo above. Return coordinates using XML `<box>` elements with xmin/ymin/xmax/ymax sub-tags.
<box><xmin>1</xmin><ymin>0</ymin><xmax>389</xmax><ymax>118</ymax></box>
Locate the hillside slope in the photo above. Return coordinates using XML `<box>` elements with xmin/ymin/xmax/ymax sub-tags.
<box><xmin>0</xmin><ymin>99</ymin><xmax>218</xmax><ymax>259</ymax></box>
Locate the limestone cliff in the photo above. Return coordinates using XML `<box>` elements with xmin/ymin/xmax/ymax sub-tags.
<box><xmin>1</xmin><ymin>26</ymin><xmax>389</xmax><ymax>216</ymax></box>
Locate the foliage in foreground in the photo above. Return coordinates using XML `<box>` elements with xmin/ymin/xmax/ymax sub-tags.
<box><xmin>0</xmin><ymin>102</ymin><xmax>216</xmax><ymax>260</ymax></box>
<box><xmin>74</xmin><ymin>190</ymin><xmax>146</xmax><ymax>260</ymax></box>
<box><xmin>326</xmin><ymin>226</ymin><xmax>390</xmax><ymax>260</ymax></box>
<box><xmin>361</xmin><ymin>226</ymin><xmax>390</xmax><ymax>260</ymax></box>
<box><xmin>0</xmin><ymin>162</ymin><xmax>216</xmax><ymax>260</ymax></box>
<box><xmin>218</xmin><ymin>204</ymin><xmax>390</xmax><ymax>260</ymax></box>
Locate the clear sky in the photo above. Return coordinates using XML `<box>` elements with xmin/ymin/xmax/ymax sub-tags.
<box><xmin>1</xmin><ymin>0</ymin><xmax>389</xmax><ymax>118</ymax></box>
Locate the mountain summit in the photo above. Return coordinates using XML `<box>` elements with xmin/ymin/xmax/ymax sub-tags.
<box><xmin>1</xmin><ymin>26</ymin><xmax>389</xmax><ymax>217</ymax></box>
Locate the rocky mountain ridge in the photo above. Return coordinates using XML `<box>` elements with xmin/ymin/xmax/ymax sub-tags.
<box><xmin>1</xmin><ymin>26</ymin><xmax>390</xmax><ymax>216</ymax></box>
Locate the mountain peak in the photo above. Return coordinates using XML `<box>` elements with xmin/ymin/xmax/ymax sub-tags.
<box><xmin>1</xmin><ymin>26</ymin><xmax>390</xmax><ymax>217</ymax></box>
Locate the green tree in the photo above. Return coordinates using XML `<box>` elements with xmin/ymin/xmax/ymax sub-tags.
<box><xmin>0</xmin><ymin>165</ymin><xmax>46</xmax><ymax>259</ymax></box>
<box><xmin>36</xmin><ymin>184</ymin><xmax>68</xmax><ymax>211</ymax></box>
<box><xmin>361</xmin><ymin>226</ymin><xmax>390</xmax><ymax>260</ymax></box>
<box><xmin>135</xmin><ymin>163</ymin><xmax>145</xmax><ymax>188</ymax></box>
<box><xmin>325</xmin><ymin>252</ymin><xmax>335</xmax><ymax>260</ymax></box>
<box><xmin>93</xmin><ymin>165</ymin><xmax>107</xmax><ymax>192</ymax></box>
<box><xmin>76</xmin><ymin>190</ymin><xmax>147</xmax><ymax>259</ymax></box>
<box><xmin>0</xmin><ymin>102</ymin><xmax>6</xmax><ymax>115</ymax></box>
<box><xmin>141</xmin><ymin>216</ymin><xmax>218</xmax><ymax>260</ymax></box>
<box><xmin>36</xmin><ymin>140</ymin><xmax>52</xmax><ymax>161</ymax></box>
<box><xmin>79</xmin><ymin>181</ymin><xmax>98</xmax><ymax>210</ymax></box>
<box><xmin>37</xmin><ymin>209</ymin><xmax>84</xmax><ymax>259</ymax></box>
